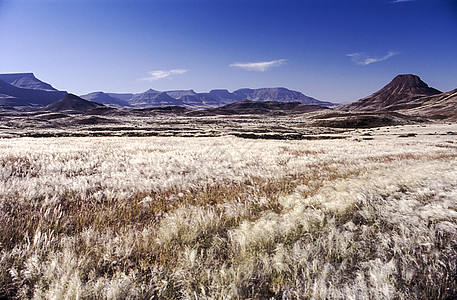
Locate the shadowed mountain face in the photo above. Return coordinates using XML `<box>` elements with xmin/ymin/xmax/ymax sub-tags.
<box><xmin>0</xmin><ymin>78</ymin><xmax>67</xmax><ymax>107</ymax></box>
<box><xmin>0</xmin><ymin>73</ymin><xmax>58</xmax><ymax>91</ymax></box>
<box><xmin>43</xmin><ymin>94</ymin><xmax>105</xmax><ymax>112</ymax></box>
<box><xmin>341</xmin><ymin>74</ymin><xmax>442</xmax><ymax>111</ymax></box>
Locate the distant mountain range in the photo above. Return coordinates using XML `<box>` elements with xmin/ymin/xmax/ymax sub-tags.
<box><xmin>80</xmin><ymin>87</ymin><xmax>334</xmax><ymax>108</ymax></box>
<box><xmin>1</xmin><ymin>72</ymin><xmax>456</xmax><ymax>122</ymax></box>
<box><xmin>0</xmin><ymin>73</ymin><xmax>335</xmax><ymax>109</ymax></box>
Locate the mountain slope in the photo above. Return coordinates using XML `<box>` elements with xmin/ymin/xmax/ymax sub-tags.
<box><xmin>0</xmin><ymin>79</ymin><xmax>67</xmax><ymax>107</ymax></box>
<box><xmin>0</xmin><ymin>73</ymin><xmax>58</xmax><ymax>91</ymax></box>
<box><xmin>400</xmin><ymin>88</ymin><xmax>457</xmax><ymax>121</ymax></box>
<box><xmin>43</xmin><ymin>94</ymin><xmax>105</xmax><ymax>112</ymax></box>
<box><xmin>80</xmin><ymin>92</ymin><xmax>130</xmax><ymax>107</ymax></box>
<box><xmin>341</xmin><ymin>74</ymin><xmax>441</xmax><ymax>111</ymax></box>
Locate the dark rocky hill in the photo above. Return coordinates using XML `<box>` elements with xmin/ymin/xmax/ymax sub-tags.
<box><xmin>43</xmin><ymin>94</ymin><xmax>105</xmax><ymax>112</ymax></box>
<box><xmin>340</xmin><ymin>74</ymin><xmax>441</xmax><ymax>111</ymax></box>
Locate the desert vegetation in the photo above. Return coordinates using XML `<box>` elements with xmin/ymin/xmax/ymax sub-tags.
<box><xmin>1</xmin><ymin>124</ymin><xmax>457</xmax><ymax>299</ymax></box>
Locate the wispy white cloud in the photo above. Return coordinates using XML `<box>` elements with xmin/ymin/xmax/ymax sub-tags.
<box><xmin>141</xmin><ymin>69</ymin><xmax>188</xmax><ymax>81</ymax></box>
<box><xmin>347</xmin><ymin>51</ymin><xmax>399</xmax><ymax>65</ymax></box>
<box><xmin>229</xmin><ymin>59</ymin><xmax>287</xmax><ymax>71</ymax></box>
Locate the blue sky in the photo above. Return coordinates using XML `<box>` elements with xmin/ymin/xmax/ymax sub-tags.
<box><xmin>0</xmin><ymin>0</ymin><xmax>456</xmax><ymax>103</ymax></box>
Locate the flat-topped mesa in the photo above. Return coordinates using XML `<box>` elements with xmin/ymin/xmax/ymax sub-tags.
<box><xmin>233</xmin><ymin>87</ymin><xmax>330</xmax><ymax>106</ymax></box>
<box><xmin>0</xmin><ymin>73</ymin><xmax>59</xmax><ymax>91</ymax></box>
<box><xmin>165</xmin><ymin>90</ymin><xmax>197</xmax><ymax>99</ymax></box>
<box><xmin>0</xmin><ymin>76</ymin><xmax>67</xmax><ymax>107</ymax></box>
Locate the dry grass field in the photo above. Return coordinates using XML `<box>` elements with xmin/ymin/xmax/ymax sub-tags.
<box><xmin>1</xmin><ymin>123</ymin><xmax>456</xmax><ymax>299</ymax></box>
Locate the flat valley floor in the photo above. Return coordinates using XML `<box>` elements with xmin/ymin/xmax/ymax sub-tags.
<box><xmin>1</xmin><ymin>123</ymin><xmax>457</xmax><ymax>299</ymax></box>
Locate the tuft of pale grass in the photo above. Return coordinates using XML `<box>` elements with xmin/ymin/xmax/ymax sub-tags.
<box><xmin>1</xmin><ymin>130</ymin><xmax>457</xmax><ymax>298</ymax></box>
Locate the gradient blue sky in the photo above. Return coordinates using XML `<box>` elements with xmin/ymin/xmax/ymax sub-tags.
<box><xmin>0</xmin><ymin>0</ymin><xmax>456</xmax><ymax>103</ymax></box>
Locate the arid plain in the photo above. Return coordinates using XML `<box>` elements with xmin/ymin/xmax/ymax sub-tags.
<box><xmin>1</xmin><ymin>117</ymin><xmax>456</xmax><ymax>298</ymax></box>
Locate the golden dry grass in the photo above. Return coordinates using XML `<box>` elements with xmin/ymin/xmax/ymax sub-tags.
<box><xmin>1</xmin><ymin>125</ymin><xmax>457</xmax><ymax>299</ymax></box>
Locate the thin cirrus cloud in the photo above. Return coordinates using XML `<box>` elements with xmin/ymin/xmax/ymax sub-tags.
<box><xmin>141</xmin><ymin>69</ymin><xmax>188</xmax><ymax>81</ymax></box>
<box><xmin>229</xmin><ymin>59</ymin><xmax>287</xmax><ymax>71</ymax></box>
<box><xmin>347</xmin><ymin>51</ymin><xmax>400</xmax><ymax>66</ymax></box>
<box><xmin>391</xmin><ymin>0</ymin><xmax>415</xmax><ymax>3</ymax></box>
